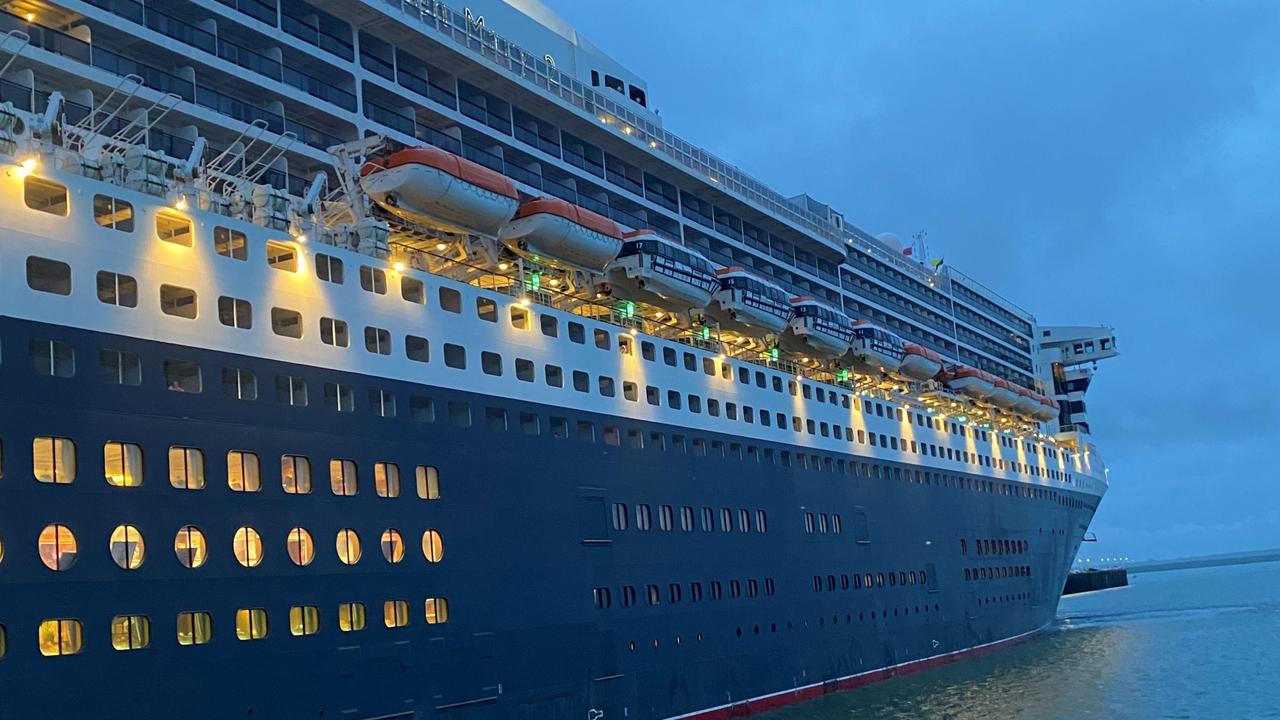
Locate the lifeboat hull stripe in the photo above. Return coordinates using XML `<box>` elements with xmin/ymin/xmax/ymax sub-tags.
<box><xmin>665</xmin><ymin>625</ymin><xmax>1046</xmax><ymax>720</ymax></box>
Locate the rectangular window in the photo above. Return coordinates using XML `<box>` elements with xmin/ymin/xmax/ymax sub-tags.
<box><xmin>476</xmin><ymin>296</ymin><xmax>498</xmax><ymax>322</ymax></box>
<box><xmin>96</xmin><ymin>271</ymin><xmax>138</xmax><ymax>307</ymax></box>
<box><xmin>32</xmin><ymin>436</ymin><xmax>75</xmax><ymax>484</ymax></box>
<box><xmin>545</xmin><ymin>364</ymin><xmax>563</xmax><ymax>387</ymax></box>
<box><xmin>515</xmin><ymin>358</ymin><xmax>535</xmax><ymax>381</ymax></box>
<box><xmin>271</xmin><ymin>308</ymin><xmax>302</xmax><ymax>338</ymax></box>
<box><xmin>572</xmin><ymin>370</ymin><xmax>589</xmax><ymax>393</ymax></box>
<box><xmin>177</xmin><ymin>611</ymin><xmax>213</xmax><ymax>646</ymax></box>
<box><xmin>164</xmin><ymin>359</ymin><xmax>202</xmax><ymax>392</ymax></box>
<box><xmin>265</xmin><ymin>240</ymin><xmax>298</xmax><ymax>272</ymax></box>
<box><xmin>439</xmin><ymin>287</ymin><xmax>461</xmax><ymax>313</ymax></box>
<box><xmin>276</xmin><ymin>375</ymin><xmax>308</xmax><ymax>406</ymax></box>
<box><xmin>364</xmin><ymin>326</ymin><xmax>391</xmax><ymax>354</ymax></box>
<box><xmin>416</xmin><ymin>465</ymin><xmax>441</xmax><ymax>499</ymax></box>
<box><xmin>159</xmin><ymin>284</ymin><xmax>198</xmax><ymax>319</ymax></box>
<box><xmin>370</xmin><ymin>389</ymin><xmax>396</xmax><ymax>417</ymax></box>
<box><xmin>444</xmin><ymin>343</ymin><xmax>466</xmax><ymax>369</ymax></box>
<box><xmin>235</xmin><ymin>608</ymin><xmax>268</xmax><ymax>640</ymax></box>
<box><xmin>218</xmin><ymin>296</ymin><xmax>252</xmax><ymax>329</ymax></box>
<box><xmin>100</xmin><ymin>348</ymin><xmax>141</xmax><ymax>385</ymax></box>
<box><xmin>26</xmin><ymin>256</ymin><xmax>71</xmax><ymax>295</ymax></box>
<box><xmin>38</xmin><ymin>619</ymin><xmax>82</xmax><ymax>656</ymax></box>
<box><xmin>168</xmin><ymin>447</ymin><xmax>204</xmax><ymax>490</ymax></box>
<box><xmin>402</xmin><ymin>276</ymin><xmax>425</xmax><ymax>303</ymax></box>
<box><xmin>338</xmin><ymin>602</ymin><xmax>366</xmax><ymax>632</ymax></box>
<box><xmin>330</xmin><ymin>458</ymin><xmax>358</xmax><ymax>496</ymax></box>
<box><xmin>281</xmin><ymin>454</ymin><xmax>312</xmax><ymax>494</ymax></box>
<box><xmin>383</xmin><ymin>600</ymin><xmax>409</xmax><ymax>628</ymax></box>
<box><xmin>375</xmin><ymin>462</ymin><xmax>401</xmax><ymax>497</ymax></box>
<box><xmin>289</xmin><ymin>606</ymin><xmax>319</xmax><ymax>636</ymax></box>
<box><xmin>324</xmin><ymin>382</ymin><xmax>354</xmax><ymax>412</ymax></box>
<box><xmin>594</xmin><ymin>328</ymin><xmax>611</xmax><ymax>350</ymax></box>
<box><xmin>406</xmin><ymin>335</ymin><xmax>430</xmax><ymax>363</ymax></box>
<box><xmin>598</xmin><ymin>376</ymin><xmax>615</xmax><ymax>397</ymax></box>
<box><xmin>227</xmin><ymin>450</ymin><xmax>261</xmax><ymax>492</ymax></box>
<box><xmin>482</xmin><ymin>351</ymin><xmax>503</xmax><ymax>376</ymax></box>
<box><xmin>24</xmin><ymin>177</ymin><xmax>68</xmax><ymax>215</ymax></box>
<box><xmin>510</xmin><ymin>305</ymin><xmax>528</xmax><ymax>329</ymax></box>
<box><xmin>320</xmin><ymin>317</ymin><xmax>349</xmax><ymax>347</ymax></box>
<box><xmin>410</xmin><ymin>395</ymin><xmax>435</xmax><ymax>422</ymax></box>
<box><xmin>360</xmin><ymin>266</ymin><xmax>387</xmax><ymax>294</ymax></box>
<box><xmin>31</xmin><ymin>339</ymin><xmax>75</xmax><ymax>377</ymax></box>
<box><xmin>157</xmin><ymin>211</ymin><xmax>193</xmax><ymax>246</ymax></box>
<box><xmin>103</xmin><ymin>441</ymin><xmax>143</xmax><ymax>487</ymax></box>
<box><xmin>214</xmin><ymin>227</ymin><xmax>248</xmax><ymax>260</ymax></box>
<box><xmin>540</xmin><ymin>315</ymin><xmax>559</xmax><ymax>337</ymax></box>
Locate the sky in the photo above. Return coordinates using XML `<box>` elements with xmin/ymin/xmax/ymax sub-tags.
<box><xmin>549</xmin><ymin>0</ymin><xmax>1280</xmax><ymax>560</ymax></box>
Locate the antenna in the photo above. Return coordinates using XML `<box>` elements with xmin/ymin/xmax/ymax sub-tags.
<box><xmin>912</xmin><ymin>229</ymin><xmax>928</xmax><ymax>265</ymax></box>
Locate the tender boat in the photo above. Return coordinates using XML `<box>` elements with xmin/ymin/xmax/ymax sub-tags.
<box><xmin>1032</xmin><ymin>394</ymin><xmax>1061</xmax><ymax>422</ymax></box>
<box><xmin>846</xmin><ymin>321</ymin><xmax>905</xmax><ymax>375</ymax></box>
<box><xmin>780</xmin><ymin>296</ymin><xmax>854</xmax><ymax>360</ymax></box>
<box><xmin>1012</xmin><ymin>386</ymin><xmax>1042</xmax><ymax>416</ymax></box>
<box><xmin>987</xmin><ymin>377</ymin><xmax>1020</xmax><ymax>409</ymax></box>
<box><xmin>360</xmin><ymin>146</ymin><xmax>520</xmax><ymax>237</ymax></box>
<box><xmin>705</xmin><ymin>267</ymin><xmax>794</xmax><ymax>337</ymax></box>
<box><xmin>945</xmin><ymin>366</ymin><xmax>996</xmax><ymax>399</ymax></box>
<box><xmin>498</xmin><ymin>197</ymin><xmax>624</xmax><ymax>272</ymax></box>
<box><xmin>600</xmin><ymin>231</ymin><xmax>718</xmax><ymax>315</ymax></box>
<box><xmin>896</xmin><ymin>342</ymin><xmax>942</xmax><ymax>380</ymax></box>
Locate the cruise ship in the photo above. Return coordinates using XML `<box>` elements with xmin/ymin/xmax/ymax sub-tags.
<box><xmin>0</xmin><ymin>1</ymin><xmax>1119</xmax><ymax>718</ymax></box>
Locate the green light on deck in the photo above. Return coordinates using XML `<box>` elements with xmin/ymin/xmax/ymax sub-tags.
<box><xmin>769</xmin><ymin>346</ymin><xmax>780</xmax><ymax>361</ymax></box>
<box><xmin>838</xmin><ymin>369</ymin><xmax>849</xmax><ymax>382</ymax></box>
<box><xmin>624</xmin><ymin>301</ymin><xmax>635</xmax><ymax>318</ymax></box>
<box><xmin>700</xmin><ymin>326</ymin><xmax>710</xmax><ymax>340</ymax></box>
<box><xmin>529</xmin><ymin>271</ymin><xmax>541</xmax><ymax>290</ymax></box>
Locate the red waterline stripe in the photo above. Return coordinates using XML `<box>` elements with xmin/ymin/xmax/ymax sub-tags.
<box><xmin>666</xmin><ymin>624</ymin><xmax>1046</xmax><ymax>720</ymax></box>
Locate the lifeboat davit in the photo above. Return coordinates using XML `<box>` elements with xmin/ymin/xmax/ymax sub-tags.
<box><xmin>846</xmin><ymin>321</ymin><xmax>905</xmax><ymax>375</ymax></box>
<box><xmin>498</xmin><ymin>197</ymin><xmax>623</xmax><ymax>272</ymax></box>
<box><xmin>360</xmin><ymin>147</ymin><xmax>519</xmax><ymax>237</ymax></box>
<box><xmin>706</xmin><ymin>267</ymin><xmax>794</xmax><ymax>337</ymax></box>
<box><xmin>1032</xmin><ymin>394</ymin><xmax>1060</xmax><ymax>422</ymax></box>
<box><xmin>987</xmin><ymin>377</ymin><xmax>1019</xmax><ymax>409</ymax></box>
<box><xmin>945</xmin><ymin>366</ymin><xmax>996</xmax><ymax>400</ymax></box>
<box><xmin>896</xmin><ymin>342</ymin><xmax>942</xmax><ymax>381</ymax></box>
<box><xmin>780</xmin><ymin>296</ymin><xmax>854</xmax><ymax>360</ymax></box>
<box><xmin>600</xmin><ymin>231</ymin><xmax>718</xmax><ymax>315</ymax></box>
<box><xmin>1011</xmin><ymin>386</ymin><xmax>1041</xmax><ymax>416</ymax></box>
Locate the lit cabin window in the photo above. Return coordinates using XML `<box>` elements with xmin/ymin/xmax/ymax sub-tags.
<box><xmin>93</xmin><ymin>194</ymin><xmax>134</xmax><ymax>232</ymax></box>
<box><xmin>24</xmin><ymin>177</ymin><xmax>68</xmax><ymax>215</ymax></box>
<box><xmin>235</xmin><ymin>608</ymin><xmax>268</xmax><ymax>640</ymax></box>
<box><xmin>271</xmin><ymin>308</ymin><xmax>303</xmax><ymax>338</ymax></box>
<box><xmin>227</xmin><ymin>450</ymin><xmax>261</xmax><ymax>492</ymax></box>
<box><xmin>96</xmin><ymin>271</ymin><xmax>138</xmax><ymax>307</ymax></box>
<box><xmin>177</xmin><ymin>611</ymin><xmax>213</xmax><ymax>645</ymax></box>
<box><xmin>33</xmin><ymin>436</ymin><xmax>76</xmax><ymax>483</ymax></box>
<box><xmin>174</xmin><ymin>526</ymin><xmax>208</xmax><ymax>569</ymax></box>
<box><xmin>320</xmin><ymin>317</ymin><xmax>349</xmax><ymax>347</ymax></box>
<box><xmin>217</xmin><ymin>296</ymin><xmax>253</xmax><ymax>329</ymax></box>
<box><xmin>383</xmin><ymin>600</ymin><xmax>409</xmax><ymax>628</ymax></box>
<box><xmin>406</xmin><ymin>335</ymin><xmax>430</xmax><ymax>362</ymax></box>
<box><xmin>510</xmin><ymin>305</ymin><xmax>528</xmax><ymax>329</ymax></box>
<box><xmin>101</xmin><ymin>348</ymin><xmax>142</xmax><ymax>385</ymax></box>
<box><xmin>286</xmin><ymin>527</ymin><xmax>315</xmax><ymax>566</ymax></box>
<box><xmin>157</xmin><ymin>210</ymin><xmax>193</xmax><ymax>246</ymax></box>
<box><xmin>421</xmin><ymin>529</ymin><xmax>444</xmax><ymax>563</ymax></box>
<box><xmin>359</xmin><ymin>266</ymin><xmax>387</xmax><ymax>294</ymax></box>
<box><xmin>111</xmin><ymin>614</ymin><xmax>150</xmax><ymax>650</ymax></box>
<box><xmin>38</xmin><ymin>619</ymin><xmax>82</xmax><ymax>656</ymax></box>
<box><xmin>374</xmin><ymin>462</ymin><xmax>400</xmax><ymax>497</ymax></box>
<box><xmin>281</xmin><ymin>454</ymin><xmax>311</xmax><ymax>494</ymax></box>
<box><xmin>214</xmin><ymin>227</ymin><xmax>248</xmax><ymax>260</ymax></box>
<box><xmin>109</xmin><ymin>525</ymin><xmax>146</xmax><ymax>569</ymax></box>
<box><xmin>168</xmin><ymin>446</ymin><xmax>205</xmax><ymax>489</ymax></box>
<box><xmin>266</xmin><ymin>241</ymin><xmax>298</xmax><ymax>272</ymax></box>
<box><xmin>31</xmin><ymin>339</ymin><xmax>75</xmax><ymax>378</ymax></box>
<box><xmin>0</xmin><ymin>624</ymin><xmax>5</xmax><ymax>658</ymax></box>
<box><xmin>26</xmin><ymin>256</ymin><xmax>71</xmax><ymax>295</ymax></box>
<box><xmin>289</xmin><ymin>605</ymin><xmax>319</xmax><ymax>636</ymax></box>
<box><xmin>335</xmin><ymin>528</ymin><xmax>361</xmax><ymax>565</ymax></box>
<box><xmin>330</xmin><ymin>459</ymin><xmax>357</xmax><ymax>496</ymax></box>
<box><xmin>159</xmin><ymin>284</ymin><xmax>198</xmax><ymax>319</ymax></box>
<box><xmin>415</xmin><ymin>466</ymin><xmax>440</xmax><ymax>499</ymax></box>
<box><xmin>424</xmin><ymin>597</ymin><xmax>449</xmax><ymax>625</ymax></box>
<box><xmin>276</xmin><ymin>375</ymin><xmax>308</xmax><ymax>406</ymax></box>
<box><xmin>232</xmin><ymin>526</ymin><xmax>264</xmax><ymax>568</ymax></box>
<box><xmin>103</xmin><ymin>441</ymin><xmax>143</xmax><ymax>487</ymax></box>
<box><xmin>324</xmin><ymin>382</ymin><xmax>354</xmax><ymax>412</ymax></box>
<box><xmin>380</xmin><ymin>529</ymin><xmax>405</xmax><ymax>563</ymax></box>
<box><xmin>38</xmin><ymin>524</ymin><xmax>78</xmax><ymax>571</ymax></box>
<box><xmin>315</xmin><ymin>253</ymin><xmax>343</xmax><ymax>283</ymax></box>
<box><xmin>476</xmin><ymin>296</ymin><xmax>497</xmax><ymax>322</ymax></box>
<box><xmin>401</xmin><ymin>276</ymin><xmax>425</xmax><ymax>304</ymax></box>
<box><xmin>222</xmin><ymin>367</ymin><xmax>257</xmax><ymax>400</ymax></box>
<box><xmin>164</xmin><ymin>359</ymin><xmax>202</xmax><ymax>392</ymax></box>
<box><xmin>338</xmin><ymin>603</ymin><xmax>366</xmax><ymax>632</ymax></box>
<box><xmin>364</xmin><ymin>326</ymin><xmax>391</xmax><ymax>355</ymax></box>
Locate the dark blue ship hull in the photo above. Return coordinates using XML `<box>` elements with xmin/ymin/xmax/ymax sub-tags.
<box><xmin>0</xmin><ymin>317</ymin><xmax>1097</xmax><ymax>719</ymax></box>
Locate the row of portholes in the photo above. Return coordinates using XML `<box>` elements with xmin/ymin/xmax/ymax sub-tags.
<box><xmin>23</xmin><ymin>524</ymin><xmax>444</xmax><ymax>571</ymax></box>
<box><xmin>625</xmin><ymin>605</ymin><xmax>946</xmax><ymax>652</ymax></box>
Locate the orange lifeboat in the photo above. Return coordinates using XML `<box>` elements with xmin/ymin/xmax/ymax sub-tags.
<box><xmin>360</xmin><ymin>146</ymin><xmax>519</xmax><ymax>237</ymax></box>
<box><xmin>1011</xmin><ymin>385</ymin><xmax>1041</xmax><ymax>416</ymax></box>
<box><xmin>944</xmin><ymin>366</ymin><xmax>996</xmax><ymax>399</ymax></box>
<box><xmin>896</xmin><ymin>342</ymin><xmax>942</xmax><ymax>381</ymax></box>
<box><xmin>498</xmin><ymin>197</ymin><xmax>624</xmax><ymax>272</ymax></box>
<box><xmin>987</xmin><ymin>377</ymin><xmax>1019</xmax><ymax>409</ymax></box>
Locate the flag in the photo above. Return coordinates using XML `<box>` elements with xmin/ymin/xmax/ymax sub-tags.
<box><xmin>902</xmin><ymin>247</ymin><xmax>913</xmax><ymax>257</ymax></box>
<box><xmin>930</xmin><ymin>257</ymin><xmax>945</xmax><ymax>269</ymax></box>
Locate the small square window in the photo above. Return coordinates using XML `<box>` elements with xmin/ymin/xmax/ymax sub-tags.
<box><xmin>439</xmin><ymin>287</ymin><xmax>461</xmax><ymax>313</ymax></box>
<box><xmin>160</xmin><ymin>285</ymin><xmax>198</xmax><ymax>319</ymax></box>
<box><xmin>157</xmin><ymin>211</ymin><xmax>193</xmax><ymax>246</ymax></box>
<box><xmin>27</xmin><ymin>256</ymin><xmax>71</xmax><ymax>295</ymax></box>
<box><xmin>360</xmin><ymin>266</ymin><xmax>387</xmax><ymax>294</ymax></box>
<box><xmin>266</xmin><ymin>241</ymin><xmax>298</xmax><ymax>272</ymax></box>
<box><xmin>24</xmin><ymin>177</ymin><xmax>68</xmax><ymax>215</ymax></box>
<box><xmin>315</xmin><ymin>253</ymin><xmax>343</xmax><ymax>283</ymax></box>
<box><xmin>401</xmin><ymin>276</ymin><xmax>425</xmax><ymax>303</ymax></box>
<box><xmin>164</xmin><ymin>359</ymin><xmax>202</xmax><ymax>393</ymax></box>
<box><xmin>215</xmin><ymin>227</ymin><xmax>248</xmax><ymax>260</ymax></box>
<box><xmin>271</xmin><ymin>308</ymin><xmax>303</xmax><ymax>338</ymax></box>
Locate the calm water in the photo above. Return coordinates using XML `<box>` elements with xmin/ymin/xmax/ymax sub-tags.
<box><xmin>762</xmin><ymin>562</ymin><xmax>1280</xmax><ymax>720</ymax></box>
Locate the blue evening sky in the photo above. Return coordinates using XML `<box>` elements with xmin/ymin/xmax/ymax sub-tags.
<box><xmin>551</xmin><ymin>0</ymin><xmax>1280</xmax><ymax>561</ymax></box>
